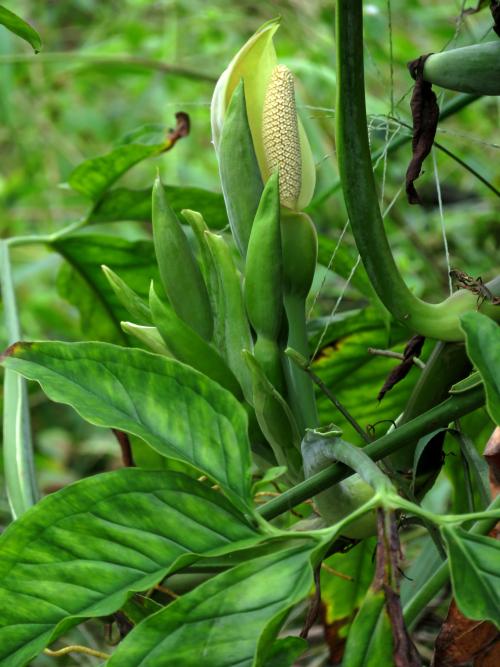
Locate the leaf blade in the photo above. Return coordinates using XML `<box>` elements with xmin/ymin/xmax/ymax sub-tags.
<box><xmin>105</xmin><ymin>542</ymin><xmax>319</xmax><ymax>667</ymax></box>
<box><xmin>460</xmin><ymin>312</ymin><xmax>500</xmax><ymax>424</ymax></box>
<box><xmin>0</xmin><ymin>5</ymin><xmax>41</xmax><ymax>52</ymax></box>
<box><xmin>442</xmin><ymin>525</ymin><xmax>500</xmax><ymax>624</ymax></box>
<box><xmin>0</xmin><ymin>469</ymin><xmax>262</xmax><ymax>667</ymax></box>
<box><xmin>1</xmin><ymin>341</ymin><xmax>252</xmax><ymax>505</ymax></box>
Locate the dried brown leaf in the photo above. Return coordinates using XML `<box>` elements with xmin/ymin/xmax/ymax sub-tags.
<box><xmin>405</xmin><ymin>56</ymin><xmax>439</xmax><ymax>205</ymax></box>
<box><xmin>484</xmin><ymin>427</ymin><xmax>500</xmax><ymax>498</ymax></box>
<box><xmin>433</xmin><ymin>600</ymin><xmax>499</xmax><ymax>666</ymax></box>
<box><xmin>377</xmin><ymin>335</ymin><xmax>425</xmax><ymax>401</ymax></box>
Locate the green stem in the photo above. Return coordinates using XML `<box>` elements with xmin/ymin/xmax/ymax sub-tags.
<box><xmin>403</xmin><ymin>493</ymin><xmax>500</xmax><ymax>627</ymax></box>
<box><xmin>286</xmin><ymin>347</ymin><xmax>371</xmax><ymax>444</ymax></box>
<box><xmin>0</xmin><ymin>52</ymin><xmax>217</xmax><ymax>82</ymax></box>
<box><xmin>335</xmin><ymin>1</ymin><xmax>499</xmax><ymax>340</ymax></box>
<box><xmin>283</xmin><ymin>293</ymin><xmax>318</xmax><ymax>430</ymax></box>
<box><xmin>0</xmin><ymin>241</ymin><xmax>38</xmax><ymax>517</ymax></box>
<box><xmin>258</xmin><ymin>385</ymin><xmax>484</xmax><ymax>520</ymax></box>
<box><xmin>393</xmin><ymin>495</ymin><xmax>500</xmax><ymax>526</ymax></box>
<box><xmin>7</xmin><ymin>218</ymin><xmax>88</xmax><ymax>248</ymax></box>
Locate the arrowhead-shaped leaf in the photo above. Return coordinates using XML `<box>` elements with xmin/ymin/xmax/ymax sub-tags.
<box><xmin>0</xmin><ymin>469</ymin><xmax>263</xmax><ymax>667</ymax></box>
<box><xmin>1</xmin><ymin>341</ymin><xmax>252</xmax><ymax>505</ymax></box>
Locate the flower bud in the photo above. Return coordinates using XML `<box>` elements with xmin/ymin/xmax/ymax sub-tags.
<box><xmin>211</xmin><ymin>19</ymin><xmax>315</xmax><ymax>211</ymax></box>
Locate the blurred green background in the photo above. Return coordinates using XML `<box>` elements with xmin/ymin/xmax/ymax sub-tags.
<box><xmin>0</xmin><ymin>1</ymin><xmax>498</xmax><ymax>662</ymax></box>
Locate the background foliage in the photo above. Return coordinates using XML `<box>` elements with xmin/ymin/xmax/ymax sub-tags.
<box><xmin>0</xmin><ymin>0</ymin><xmax>498</xmax><ymax>664</ymax></box>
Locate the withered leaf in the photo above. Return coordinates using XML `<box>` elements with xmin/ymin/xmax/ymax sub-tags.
<box><xmin>377</xmin><ymin>335</ymin><xmax>425</xmax><ymax>401</ymax></box>
<box><xmin>484</xmin><ymin>426</ymin><xmax>500</xmax><ymax>497</ymax></box>
<box><xmin>432</xmin><ymin>596</ymin><xmax>499</xmax><ymax>665</ymax></box>
<box><xmin>405</xmin><ymin>55</ymin><xmax>439</xmax><ymax>205</ymax></box>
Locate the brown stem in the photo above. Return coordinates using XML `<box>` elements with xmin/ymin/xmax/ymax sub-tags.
<box><xmin>112</xmin><ymin>429</ymin><xmax>135</xmax><ymax>467</ymax></box>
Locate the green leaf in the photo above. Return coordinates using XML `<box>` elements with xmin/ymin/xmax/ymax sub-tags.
<box><xmin>1</xmin><ymin>341</ymin><xmax>252</xmax><ymax>505</ymax></box>
<box><xmin>317</xmin><ymin>234</ymin><xmax>374</xmax><ymax>298</ymax></box>
<box><xmin>149</xmin><ymin>282</ymin><xmax>242</xmax><ymax>397</ymax></box>
<box><xmin>442</xmin><ymin>525</ymin><xmax>500</xmax><ymax>624</ymax></box>
<box><xmin>88</xmin><ymin>185</ymin><xmax>227</xmax><ymax>230</ymax></box>
<box><xmin>68</xmin><ymin>125</ymin><xmax>171</xmax><ymax>201</ymax></box>
<box><xmin>321</xmin><ymin>538</ymin><xmax>376</xmax><ymax>624</ymax></box>
<box><xmin>411</xmin><ymin>428</ymin><xmax>447</xmax><ymax>493</ymax></box>
<box><xmin>52</xmin><ymin>233</ymin><xmax>160</xmax><ymax>343</ymax></box>
<box><xmin>105</xmin><ymin>541</ymin><xmax>319</xmax><ymax>667</ymax></box>
<box><xmin>0</xmin><ymin>5</ymin><xmax>41</xmax><ymax>52</ymax></box>
<box><xmin>311</xmin><ymin>310</ymin><xmax>414</xmax><ymax>444</ymax></box>
<box><xmin>252</xmin><ymin>466</ymin><xmax>288</xmax><ymax>495</ymax></box>
<box><xmin>261</xmin><ymin>637</ymin><xmax>308</xmax><ymax>666</ymax></box>
<box><xmin>460</xmin><ymin>312</ymin><xmax>500</xmax><ymax>424</ymax></box>
<box><xmin>342</xmin><ymin>588</ymin><xmax>394</xmax><ymax>667</ymax></box>
<box><xmin>449</xmin><ymin>429</ymin><xmax>490</xmax><ymax>509</ymax></box>
<box><xmin>0</xmin><ymin>469</ymin><xmax>262</xmax><ymax>667</ymax></box>
<box><xmin>449</xmin><ymin>371</ymin><xmax>482</xmax><ymax>395</ymax></box>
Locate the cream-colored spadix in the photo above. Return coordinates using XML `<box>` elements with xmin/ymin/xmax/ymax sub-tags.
<box><xmin>211</xmin><ymin>19</ymin><xmax>316</xmax><ymax>211</ymax></box>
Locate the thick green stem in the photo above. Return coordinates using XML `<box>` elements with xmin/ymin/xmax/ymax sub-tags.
<box><xmin>335</xmin><ymin>1</ymin><xmax>499</xmax><ymax>340</ymax></box>
<box><xmin>258</xmin><ymin>385</ymin><xmax>484</xmax><ymax>520</ymax></box>
<box><xmin>283</xmin><ymin>293</ymin><xmax>318</xmax><ymax>430</ymax></box>
<box><xmin>0</xmin><ymin>242</ymin><xmax>38</xmax><ymax>517</ymax></box>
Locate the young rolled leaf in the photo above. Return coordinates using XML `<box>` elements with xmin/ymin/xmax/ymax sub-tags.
<box><xmin>205</xmin><ymin>231</ymin><xmax>254</xmax><ymax>401</ymax></box>
<box><xmin>149</xmin><ymin>281</ymin><xmax>242</xmax><ymax>398</ymax></box>
<box><xmin>105</xmin><ymin>541</ymin><xmax>320</xmax><ymax>667</ymax></box>
<box><xmin>423</xmin><ymin>41</ymin><xmax>500</xmax><ymax>96</ymax></box>
<box><xmin>180</xmin><ymin>209</ymin><xmax>222</xmax><ymax>340</ymax></box>
<box><xmin>1</xmin><ymin>341</ymin><xmax>252</xmax><ymax>506</ymax></box>
<box><xmin>102</xmin><ymin>265</ymin><xmax>152</xmax><ymax>326</ymax></box>
<box><xmin>0</xmin><ymin>469</ymin><xmax>263</xmax><ymax>667</ymax></box>
<box><xmin>120</xmin><ymin>322</ymin><xmax>170</xmax><ymax>356</ymax></box>
<box><xmin>152</xmin><ymin>174</ymin><xmax>213</xmax><ymax>340</ymax></box>
<box><xmin>0</xmin><ymin>5</ymin><xmax>41</xmax><ymax>52</ymax></box>
<box><xmin>244</xmin><ymin>172</ymin><xmax>285</xmax><ymax>391</ymax></box>
<box><xmin>218</xmin><ymin>81</ymin><xmax>263</xmax><ymax>255</ymax></box>
<box><xmin>460</xmin><ymin>311</ymin><xmax>500</xmax><ymax>424</ymax></box>
<box><xmin>243</xmin><ymin>350</ymin><xmax>302</xmax><ymax>483</ymax></box>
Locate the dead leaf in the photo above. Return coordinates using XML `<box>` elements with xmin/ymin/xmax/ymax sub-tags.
<box><xmin>405</xmin><ymin>56</ymin><xmax>439</xmax><ymax>204</ymax></box>
<box><xmin>377</xmin><ymin>335</ymin><xmax>425</xmax><ymax>401</ymax></box>
<box><xmin>432</xmin><ymin>600</ymin><xmax>499</xmax><ymax>666</ymax></box>
<box><xmin>484</xmin><ymin>427</ymin><xmax>500</xmax><ymax>498</ymax></box>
